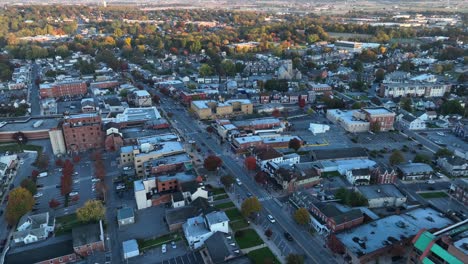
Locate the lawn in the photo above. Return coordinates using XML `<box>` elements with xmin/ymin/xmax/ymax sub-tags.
<box><xmin>211</xmin><ymin>188</ymin><xmax>226</xmax><ymax>195</ymax></box>
<box><xmin>225</xmin><ymin>208</ymin><xmax>243</xmax><ymax>221</ymax></box>
<box><xmin>247</xmin><ymin>247</ymin><xmax>280</xmax><ymax>264</ymax></box>
<box><xmin>235</xmin><ymin>229</ymin><xmax>263</xmax><ymax>249</ymax></box>
<box><xmin>419</xmin><ymin>191</ymin><xmax>448</xmax><ymax>199</ymax></box>
<box><xmin>0</xmin><ymin>143</ymin><xmax>43</xmax><ymax>154</ymax></box>
<box><xmin>138</xmin><ymin>232</ymin><xmax>181</xmax><ymax>251</ymax></box>
<box><xmin>215</xmin><ymin>201</ymin><xmax>235</xmax><ymax>210</ymax></box>
<box><xmin>214</xmin><ymin>193</ymin><xmax>229</xmax><ymax>201</ymax></box>
<box><xmin>55</xmin><ymin>213</ymin><xmax>82</xmax><ymax>235</ymax></box>
<box><xmin>321</xmin><ymin>171</ymin><xmax>341</xmax><ymax>177</ymax></box>
<box><xmin>230</xmin><ymin>219</ymin><xmax>249</xmax><ymax>231</ymax></box>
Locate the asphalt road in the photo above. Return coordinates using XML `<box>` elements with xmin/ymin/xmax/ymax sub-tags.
<box><xmin>158</xmin><ymin>94</ymin><xmax>339</xmax><ymax>264</ymax></box>
<box><xmin>29</xmin><ymin>63</ymin><xmax>41</xmax><ymax>116</ymax></box>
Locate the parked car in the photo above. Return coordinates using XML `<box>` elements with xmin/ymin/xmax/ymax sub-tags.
<box><xmin>33</xmin><ymin>192</ymin><xmax>43</xmax><ymax>198</ymax></box>
<box><xmin>161</xmin><ymin>244</ymin><xmax>167</xmax><ymax>253</ymax></box>
<box><xmin>427</xmin><ymin>180</ymin><xmax>435</xmax><ymax>184</ymax></box>
<box><xmin>56</xmin><ymin>184</ymin><xmax>61</xmax><ymax>188</ymax></box>
<box><xmin>267</xmin><ymin>215</ymin><xmax>276</xmax><ymax>223</ymax></box>
<box><xmin>69</xmin><ymin>192</ymin><xmax>79</xmax><ymax>196</ymax></box>
<box><xmin>236</xmin><ymin>178</ymin><xmax>242</xmax><ymax>186</ymax></box>
<box><xmin>36</xmin><ymin>184</ymin><xmax>43</xmax><ymax>188</ymax></box>
<box><xmin>0</xmin><ymin>210</ymin><xmax>3</xmax><ymax>216</ymax></box>
<box><xmin>284</xmin><ymin>232</ymin><xmax>293</xmax><ymax>241</ymax></box>
<box><xmin>92</xmin><ymin>178</ymin><xmax>100</xmax><ymax>183</ymax></box>
<box><xmin>171</xmin><ymin>241</ymin><xmax>176</xmax><ymax>249</ymax></box>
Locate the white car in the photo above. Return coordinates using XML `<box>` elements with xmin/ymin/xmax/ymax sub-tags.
<box><xmin>69</xmin><ymin>192</ymin><xmax>79</xmax><ymax>196</ymax></box>
<box><xmin>74</xmin><ymin>172</ymin><xmax>79</xmax><ymax>175</ymax></box>
<box><xmin>92</xmin><ymin>178</ymin><xmax>100</xmax><ymax>183</ymax></box>
<box><xmin>267</xmin><ymin>214</ymin><xmax>276</xmax><ymax>223</ymax></box>
<box><xmin>74</xmin><ymin>180</ymin><xmax>79</xmax><ymax>184</ymax></box>
<box><xmin>33</xmin><ymin>192</ymin><xmax>43</xmax><ymax>198</ymax></box>
<box><xmin>427</xmin><ymin>180</ymin><xmax>435</xmax><ymax>184</ymax></box>
<box><xmin>236</xmin><ymin>178</ymin><xmax>242</xmax><ymax>186</ymax></box>
<box><xmin>20</xmin><ymin>160</ymin><xmax>24</xmax><ymax>165</ymax></box>
<box><xmin>436</xmin><ymin>132</ymin><xmax>445</xmax><ymax>136</ymax></box>
<box><xmin>161</xmin><ymin>244</ymin><xmax>167</xmax><ymax>253</ymax></box>
<box><xmin>116</xmin><ymin>184</ymin><xmax>125</xmax><ymax>190</ymax></box>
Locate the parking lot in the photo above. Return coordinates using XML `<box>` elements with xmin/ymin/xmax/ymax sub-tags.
<box><xmin>128</xmin><ymin>240</ymin><xmax>190</xmax><ymax>264</ymax></box>
<box><xmin>155</xmin><ymin>251</ymin><xmax>203</xmax><ymax>264</ymax></box>
<box><xmin>422</xmin><ymin>131</ymin><xmax>468</xmax><ymax>151</ymax></box>
<box><xmin>118</xmin><ymin>205</ymin><xmax>168</xmax><ymax>242</ymax></box>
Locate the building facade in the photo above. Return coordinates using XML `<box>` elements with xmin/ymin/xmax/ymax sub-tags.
<box><xmin>62</xmin><ymin>114</ymin><xmax>103</xmax><ymax>153</ymax></box>
<box><xmin>40</xmin><ymin>81</ymin><xmax>87</xmax><ymax>98</ymax></box>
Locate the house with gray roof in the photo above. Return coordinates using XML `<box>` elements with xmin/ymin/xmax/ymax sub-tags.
<box><xmin>183</xmin><ymin>211</ymin><xmax>229</xmax><ymax>249</ymax></box>
<box><xmin>396</xmin><ymin>163</ymin><xmax>434</xmax><ymax>181</ymax></box>
<box><xmin>13</xmin><ymin>212</ymin><xmax>55</xmax><ymax>245</ymax></box>
<box><xmin>202</xmin><ymin>232</ymin><xmax>246</xmax><ymax>264</ymax></box>
<box><xmin>117</xmin><ymin>207</ymin><xmax>135</xmax><ymax>227</ymax></box>
<box><xmin>437</xmin><ymin>156</ymin><xmax>468</xmax><ymax>176</ymax></box>
<box><xmin>357</xmin><ymin>184</ymin><xmax>407</xmax><ymax>208</ymax></box>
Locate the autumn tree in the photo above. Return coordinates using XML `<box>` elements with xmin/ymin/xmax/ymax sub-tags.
<box><xmin>204</xmin><ymin>155</ymin><xmax>223</xmax><ymax>171</ymax></box>
<box><xmin>55</xmin><ymin>158</ymin><xmax>64</xmax><ymax>167</ymax></box>
<box><xmin>20</xmin><ymin>178</ymin><xmax>37</xmax><ymax>195</ymax></box>
<box><xmin>288</xmin><ymin>138</ymin><xmax>302</xmax><ymax>152</ymax></box>
<box><xmin>5</xmin><ymin>187</ymin><xmax>35</xmax><ymax>225</ymax></box>
<box><xmin>244</xmin><ymin>156</ymin><xmax>257</xmax><ymax>171</ymax></box>
<box><xmin>35</xmin><ymin>153</ymin><xmax>49</xmax><ymax>171</ymax></box>
<box><xmin>72</xmin><ymin>156</ymin><xmax>81</xmax><ymax>163</ymax></box>
<box><xmin>294</xmin><ymin>208</ymin><xmax>310</xmax><ymax>226</ymax></box>
<box><xmin>264</xmin><ymin>228</ymin><xmax>273</xmax><ymax>240</ymax></box>
<box><xmin>241</xmin><ymin>197</ymin><xmax>262</xmax><ymax>218</ymax></box>
<box><xmin>389</xmin><ymin>150</ymin><xmax>405</xmax><ymax>165</ymax></box>
<box><xmin>95</xmin><ymin>181</ymin><xmax>108</xmax><ymax>202</ymax></box>
<box><xmin>255</xmin><ymin>171</ymin><xmax>267</xmax><ymax>184</ymax></box>
<box><xmin>76</xmin><ymin>200</ymin><xmax>106</xmax><ymax>223</ymax></box>
<box><xmin>12</xmin><ymin>131</ymin><xmax>27</xmax><ymax>145</ymax></box>
<box><xmin>31</xmin><ymin>170</ymin><xmax>39</xmax><ymax>178</ymax></box>
<box><xmin>271</xmin><ymin>109</ymin><xmax>281</xmax><ymax>118</ymax></box>
<box><xmin>220</xmin><ymin>175</ymin><xmax>235</xmax><ymax>188</ymax></box>
<box><xmin>48</xmin><ymin>198</ymin><xmax>61</xmax><ymax>209</ymax></box>
<box><xmin>298</xmin><ymin>98</ymin><xmax>306</xmax><ymax>109</ymax></box>
<box><xmin>286</xmin><ymin>254</ymin><xmax>305</xmax><ymax>264</ymax></box>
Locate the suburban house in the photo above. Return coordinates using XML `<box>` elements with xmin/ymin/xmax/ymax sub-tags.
<box><xmin>437</xmin><ymin>156</ymin><xmax>468</xmax><ymax>177</ymax></box>
<box><xmin>180</xmin><ymin>181</ymin><xmax>210</xmax><ymax>203</ymax></box>
<box><xmin>397</xmin><ymin>113</ymin><xmax>427</xmax><ymax>130</ymax></box>
<box><xmin>357</xmin><ymin>184</ymin><xmax>407</xmax><ymax>208</ymax></box>
<box><xmin>117</xmin><ymin>207</ymin><xmax>135</xmax><ymax>227</ymax></box>
<box><xmin>201</xmin><ymin>232</ymin><xmax>243</xmax><ymax>264</ymax></box>
<box><xmin>346</xmin><ymin>168</ymin><xmax>371</xmax><ymax>185</ymax></box>
<box><xmin>183</xmin><ymin>211</ymin><xmax>229</xmax><ymax>249</ymax></box>
<box><xmin>396</xmin><ymin>163</ymin><xmax>434</xmax><ymax>181</ymax></box>
<box><xmin>272</xmin><ymin>162</ymin><xmax>321</xmax><ymax>193</ymax></box>
<box><xmin>165</xmin><ymin>197</ymin><xmax>214</xmax><ymax>231</ymax></box>
<box><xmin>13</xmin><ymin>212</ymin><xmax>55</xmax><ymax>245</ymax></box>
<box><xmin>72</xmin><ymin>221</ymin><xmax>105</xmax><ymax>257</ymax></box>
<box><xmin>172</xmin><ymin>192</ymin><xmax>186</xmax><ymax>208</ymax></box>
<box><xmin>450</xmin><ymin>179</ymin><xmax>467</xmax><ymax>206</ymax></box>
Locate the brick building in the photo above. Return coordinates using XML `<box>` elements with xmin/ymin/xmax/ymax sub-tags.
<box><xmin>72</xmin><ymin>222</ymin><xmax>105</xmax><ymax>257</ymax></box>
<box><xmin>62</xmin><ymin>114</ymin><xmax>103</xmax><ymax>153</ymax></box>
<box><xmin>450</xmin><ymin>179</ymin><xmax>467</xmax><ymax>206</ymax></box>
<box><xmin>354</xmin><ymin>107</ymin><xmax>396</xmax><ymax>132</ymax></box>
<box><xmin>39</xmin><ymin>80</ymin><xmax>87</xmax><ymax>98</ymax></box>
<box><xmin>180</xmin><ymin>91</ymin><xmax>207</xmax><ymax>105</ymax></box>
<box><xmin>371</xmin><ymin>166</ymin><xmax>398</xmax><ymax>184</ymax></box>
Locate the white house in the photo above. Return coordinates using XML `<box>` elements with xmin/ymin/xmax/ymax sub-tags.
<box><xmin>183</xmin><ymin>211</ymin><xmax>229</xmax><ymax>249</ymax></box>
<box><xmin>134</xmin><ymin>177</ymin><xmax>156</xmax><ymax>210</ymax></box>
<box><xmin>13</xmin><ymin>212</ymin><xmax>55</xmax><ymax>244</ymax></box>
<box><xmin>397</xmin><ymin>113</ymin><xmax>426</xmax><ymax>130</ymax></box>
<box><xmin>171</xmin><ymin>192</ymin><xmax>186</xmax><ymax>208</ymax></box>
<box><xmin>180</xmin><ymin>181</ymin><xmax>209</xmax><ymax>202</ymax></box>
<box><xmin>346</xmin><ymin>168</ymin><xmax>371</xmax><ymax>185</ymax></box>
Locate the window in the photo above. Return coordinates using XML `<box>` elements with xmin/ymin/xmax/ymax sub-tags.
<box><xmin>59</xmin><ymin>257</ymin><xmax>63</xmax><ymax>262</ymax></box>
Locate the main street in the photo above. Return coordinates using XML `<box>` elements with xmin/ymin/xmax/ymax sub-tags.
<box><xmin>157</xmin><ymin>94</ymin><xmax>338</xmax><ymax>264</ymax></box>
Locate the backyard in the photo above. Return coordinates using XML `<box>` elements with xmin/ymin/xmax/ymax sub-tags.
<box><xmin>418</xmin><ymin>191</ymin><xmax>448</xmax><ymax>199</ymax></box>
<box><xmin>137</xmin><ymin>232</ymin><xmax>181</xmax><ymax>251</ymax></box>
<box><xmin>234</xmin><ymin>229</ymin><xmax>263</xmax><ymax>249</ymax></box>
<box><xmin>247</xmin><ymin>247</ymin><xmax>280</xmax><ymax>264</ymax></box>
<box><xmin>55</xmin><ymin>213</ymin><xmax>81</xmax><ymax>235</ymax></box>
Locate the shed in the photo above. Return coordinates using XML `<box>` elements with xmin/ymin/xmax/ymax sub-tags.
<box><xmin>123</xmin><ymin>239</ymin><xmax>139</xmax><ymax>259</ymax></box>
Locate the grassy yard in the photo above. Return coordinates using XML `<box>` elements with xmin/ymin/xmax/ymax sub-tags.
<box><xmin>215</xmin><ymin>201</ymin><xmax>235</xmax><ymax>210</ymax></box>
<box><xmin>210</xmin><ymin>188</ymin><xmax>226</xmax><ymax>195</ymax></box>
<box><xmin>247</xmin><ymin>247</ymin><xmax>280</xmax><ymax>264</ymax></box>
<box><xmin>225</xmin><ymin>208</ymin><xmax>243</xmax><ymax>221</ymax></box>
<box><xmin>55</xmin><ymin>213</ymin><xmax>82</xmax><ymax>235</ymax></box>
<box><xmin>213</xmin><ymin>194</ymin><xmax>229</xmax><ymax>201</ymax></box>
<box><xmin>321</xmin><ymin>171</ymin><xmax>341</xmax><ymax>177</ymax></box>
<box><xmin>0</xmin><ymin>143</ymin><xmax>43</xmax><ymax>154</ymax></box>
<box><xmin>138</xmin><ymin>232</ymin><xmax>181</xmax><ymax>251</ymax></box>
<box><xmin>230</xmin><ymin>219</ymin><xmax>249</xmax><ymax>231</ymax></box>
<box><xmin>235</xmin><ymin>229</ymin><xmax>263</xmax><ymax>249</ymax></box>
<box><xmin>419</xmin><ymin>191</ymin><xmax>448</xmax><ymax>199</ymax></box>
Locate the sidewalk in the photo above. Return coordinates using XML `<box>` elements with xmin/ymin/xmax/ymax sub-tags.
<box><xmin>226</xmin><ymin>187</ymin><xmax>286</xmax><ymax>263</ymax></box>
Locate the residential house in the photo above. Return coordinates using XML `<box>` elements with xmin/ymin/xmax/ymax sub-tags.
<box><xmin>370</xmin><ymin>166</ymin><xmax>398</xmax><ymax>184</ymax></box>
<box><xmin>172</xmin><ymin>192</ymin><xmax>186</xmax><ymax>208</ymax></box>
<box><xmin>346</xmin><ymin>168</ymin><xmax>371</xmax><ymax>185</ymax></box>
<box><xmin>437</xmin><ymin>156</ymin><xmax>468</xmax><ymax>177</ymax></box>
<box><xmin>453</xmin><ymin>121</ymin><xmax>468</xmax><ymax>140</ymax></box>
<box><xmin>357</xmin><ymin>184</ymin><xmax>407</xmax><ymax>208</ymax></box>
<box><xmin>129</xmin><ymin>90</ymin><xmax>152</xmax><ymax>107</ymax></box>
<box><xmin>180</xmin><ymin>181</ymin><xmax>209</xmax><ymax>203</ymax></box>
<box><xmin>450</xmin><ymin>179</ymin><xmax>467</xmax><ymax>206</ymax></box>
<box><xmin>117</xmin><ymin>207</ymin><xmax>135</xmax><ymax>227</ymax></box>
<box><xmin>13</xmin><ymin>212</ymin><xmax>55</xmax><ymax>245</ymax></box>
<box><xmin>397</xmin><ymin>113</ymin><xmax>427</xmax><ymax>130</ymax></box>
<box><xmin>72</xmin><ymin>221</ymin><xmax>105</xmax><ymax>257</ymax></box>
<box><xmin>6</xmin><ymin>234</ymin><xmax>78</xmax><ymax>264</ymax></box>
<box><xmin>202</xmin><ymin>232</ymin><xmax>244</xmax><ymax>264</ymax></box>
<box><xmin>272</xmin><ymin>162</ymin><xmax>321</xmax><ymax>193</ymax></box>
<box><xmin>396</xmin><ymin>163</ymin><xmax>434</xmax><ymax>181</ymax></box>
<box><xmin>183</xmin><ymin>211</ymin><xmax>229</xmax><ymax>249</ymax></box>
<box><xmin>165</xmin><ymin>197</ymin><xmax>214</xmax><ymax>231</ymax></box>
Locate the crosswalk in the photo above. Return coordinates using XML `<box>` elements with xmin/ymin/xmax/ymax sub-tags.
<box><xmin>257</xmin><ymin>196</ymin><xmax>273</xmax><ymax>202</ymax></box>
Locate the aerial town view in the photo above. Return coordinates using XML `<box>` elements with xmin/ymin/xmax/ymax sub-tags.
<box><xmin>0</xmin><ymin>0</ymin><xmax>466</xmax><ymax>264</ymax></box>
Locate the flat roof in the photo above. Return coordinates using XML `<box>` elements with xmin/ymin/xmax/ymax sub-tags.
<box><xmin>135</xmin><ymin>141</ymin><xmax>185</xmax><ymax>158</ymax></box>
<box><xmin>319</xmin><ymin>159</ymin><xmax>376</xmax><ymax>175</ymax></box>
<box><xmin>263</xmin><ymin>135</ymin><xmax>301</xmax><ymax>144</ymax></box>
<box><xmin>0</xmin><ymin>118</ymin><xmax>60</xmax><ymax>132</ymax></box>
<box><xmin>336</xmin><ymin>207</ymin><xmax>453</xmax><ymax>256</ymax></box>
<box><xmin>134</xmin><ymin>180</ymin><xmax>145</xmax><ymax>192</ymax></box>
<box><xmin>137</xmin><ymin>133</ymin><xmax>179</xmax><ymax>145</ymax></box>
<box><xmin>328</xmin><ymin>109</ymin><xmax>368</xmax><ymax>124</ymax></box>
<box><xmin>362</xmin><ymin>107</ymin><xmax>394</xmax><ymax>116</ymax></box>
<box><xmin>233</xmin><ymin>118</ymin><xmax>280</xmax><ymax>128</ymax></box>
<box><xmin>233</xmin><ymin>136</ymin><xmax>263</xmax><ymax>144</ymax></box>
<box><xmin>397</xmin><ymin>163</ymin><xmax>434</xmax><ymax>174</ymax></box>
<box><xmin>115</xmin><ymin>107</ymin><xmax>161</xmax><ymax>123</ymax></box>
<box><xmin>357</xmin><ymin>184</ymin><xmax>405</xmax><ymax>199</ymax></box>
<box><xmin>122</xmin><ymin>239</ymin><xmax>139</xmax><ymax>253</ymax></box>
<box><xmin>192</xmin><ymin>100</ymin><xmax>214</xmax><ymax>109</ymax></box>
<box><xmin>157</xmin><ymin>172</ymin><xmax>196</xmax><ymax>183</ymax></box>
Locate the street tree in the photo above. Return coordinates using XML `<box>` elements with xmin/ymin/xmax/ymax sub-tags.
<box><xmin>254</xmin><ymin>171</ymin><xmax>267</xmax><ymax>184</ymax></box>
<box><xmin>440</xmin><ymin>100</ymin><xmax>464</xmax><ymax>116</ymax></box>
<box><xmin>95</xmin><ymin>181</ymin><xmax>108</xmax><ymax>202</ymax></box>
<box><xmin>48</xmin><ymin>198</ymin><xmax>61</xmax><ymax>209</ymax></box>
<box><xmin>31</xmin><ymin>170</ymin><xmax>39</xmax><ymax>179</ymax></box>
<box><xmin>286</xmin><ymin>254</ymin><xmax>305</xmax><ymax>264</ymax></box>
<box><xmin>288</xmin><ymin>138</ymin><xmax>302</xmax><ymax>152</ymax></box>
<box><xmin>375</xmin><ymin>68</ymin><xmax>385</xmax><ymax>82</ymax></box>
<box><xmin>400</xmin><ymin>97</ymin><xmax>413</xmax><ymax>112</ymax></box>
<box><xmin>35</xmin><ymin>153</ymin><xmax>49</xmax><ymax>171</ymax></box>
<box><xmin>294</xmin><ymin>208</ymin><xmax>310</xmax><ymax>226</ymax></box>
<box><xmin>5</xmin><ymin>187</ymin><xmax>35</xmax><ymax>225</ymax></box>
<box><xmin>199</xmin><ymin>64</ymin><xmax>213</xmax><ymax>77</ymax></box>
<box><xmin>413</xmin><ymin>154</ymin><xmax>431</xmax><ymax>164</ymax></box>
<box><xmin>220</xmin><ymin>175</ymin><xmax>235</xmax><ymax>188</ymax></box>
<box><xmin>61</xmin><ymin>174</ymin><xmax>72</xmax><ymax>196</ymax></box>
<box><xmin>20</xmin><ymin>178</ymin><xmax>37</xmax><ymax>195</ymax></box>
<box><xmin>244</xmin><ymin>156</ymin><xmax>257</xmax><ymax>171</ymax></box>
<box><xmin>435</xmin><ymin>148</ymin><xmax>453</xmax><ymax>158</ymax></box>
<box><xmin>12</xmin><ymin>131</ymin><xmax>27</xmax><ymax>145</ymax></box>
<box><xmin>264</xmin><ymin>228</ymin><xmax>273</xmax><ymax>240</ymax></box>
<box><xmin>204</xmin><ymin>155</ymin><xmax>223</xmax><ymax>171</ymax></box>
<box><xmin>241</xmin><ymin>197</ymin><xmax>262</xmax><ymax>218</ymax></box>
<box><xmin>72</xmin><ymin>156</ymin><xmax>81</xmax><ymax>163</ymax></box>
<box><xmin>271</xmin><ymin>109</ymin><xmax>281</xmax><ymax>118</ymax></box>
<box><xmin>389</xmin><ymin>150</ymin><xmax>405</xmax><ymax>165</ymax></box>
<box><xmin>76</xmin><ymin>200</ymin><xmax>106</xmax><ymax>223</ymax></box>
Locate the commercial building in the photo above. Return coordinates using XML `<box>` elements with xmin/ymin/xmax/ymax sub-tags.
<box><xmin>311</xmin><ymin>147</ymin><xmax>368</xmax><ymax>162</ymax></box>
<box><xmin>72</xmin><ymin>221</ymin><xmax>105</xmax><ymax>257</ymax></box>
<box><xmin>346</xmin><ymin>168</ymin><xmax>371</xmax><ymax>185</ymax></box>
<box><xmin>357</xmin><ymin>184</ymin><xmax>407</xmax><ymax>208</ymax></box>
<box><xmin>49</xmin><ymin>128</ymin><xmax>66</xmax><ymax>156</ymax></box>
<box><xmin>39</xmin><ymin>80</ymin><xmax>87</xmax><ymax>98</ymax></box>
<box><xmin>408</xmin><ymin>221</ymin><xmax>467</xmax><ymax>264</ymax></box>
<box><xmin>396</xmin><ymin>163</ymin><xmax>434</xmax><ymax>181</ymax></box>
<box><xmin>450</xmin><ymin>179</ymin><xmax>467</xmax><ymax>206</ymax></box>
<box><xmin>334</xmin><ymin>41</ymin><xmax>363</xmax><ymax>53</ymax></box>
<box><xmin>327</xmin><ymin>108</ymin><xmax>395</xmax><ymax>132</ymax></box>
<box><xmin>329</xmin><ymin>207</ymin><xmax>453</xmax><ymax>264</ymax></box>
<box><xmin>114</xmin><ymin>107</ymin><xmax>162</xmax><ymax>128</ymax></box>
<box><xmin>437</xmin><ymin>156</ymin><xmax>468</xmax><ymax>177</ymax></box>
<box><xmin>129</xmin><ymin>90</ymin><xmax>152</xmax><ymax>107</ymax></box>
<box><xmin>62</xmin><ymin>114</ymin><xmax>103</xmax><ymax>153</ymax></box>
<box><xmin>379</xmin><ymin>82</ymin><xmax>451</xmax><ymax>98</ymax></box>
<box><xmin>190</xmin><ymin>99</ymin><xmax>253</xmax><ymax>120</ymax></box>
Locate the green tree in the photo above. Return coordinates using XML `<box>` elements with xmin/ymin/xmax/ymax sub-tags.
<box><xmin>435</xmin><ymin>148</ymin><xmax>453</xmax><ymax>158</ymax></box>
<box><xmin>353</xmin><ymin>60</ymin><xmax>364</xmax><ymax>72</ymax></box>
<box><xmin>220</xmin><ymin>175</ymin><xmax>235</xmax><ymax>188</ymax></box>
<box><xmin>287</xmin><ymin>254</ymin><xmax>305</xmax><ymax>264</ymax></box>
<box><xmin>352</xmin><ymin>102</ymin><xmax>363</xmax><ymax>109</ymax></box>
<box><xmin>375</xmin><ymin>68</ymin><xmax>385</xmax><ymax>82</ymax></box>
<box><xmin>20</xmin><ymin>179</ymin><xmax>37</xmax><ymax>195</ymax></box>
<box><xmin>401</xmin><ymin>97</ymin><xmax>413</xmax><ymax>112</ymax></box>
<box><xmin>389</xmin><ymin>150</ymin><xmax>405</xmax><ymax>165</ymax></box>
<box><xmin>5</xmin><ymin>187</ymin><xmax>35</xmax><ymax>226</ymax></box>
<box><xmin>199</xmin><ymin>63</ymin><xmax>213</xmax><ymax>77</ymax></box>
<box><xmin>413</xmin><ymin>154</ymin><xmax>431</xmax><ymax>164</ymax></box>
<box><xmin>440</xmin><ymin>100</ymin><xmax>464</xmax><ymax>116</ymax></box>
<box><xmin>334</xmin><ymin>187</ymin><xmax>368</xmax><ymax>207</ymax></box>
<box><xmin>241</xmin><ymin>197</ymin><xmax>262</xmax><ymax>218</ymax></box>
<box><xmin>76</xmin><ymin>200</ymin><xmax>106</xmax><ymax>223</ymax></box>
<box><xmin>220</xmin><ymin>60</ymin><xmax>236</xmax><ymax>76</ymax></box>
<box><xmin>400</xmin><ymin>61</ymin><xmax>415</xmax><ymax>72</ymax></box>
<box><xmin>370</xmin><ymin>121</ymin><xmax>381</xmax><ymax>133</ymax></box>
<box><xmin>293</xmin><ymin>208</ymin><xmax>310</xmax><ymax>226</ymax></box>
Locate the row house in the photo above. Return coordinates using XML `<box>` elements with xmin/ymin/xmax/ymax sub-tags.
<box><xmin>450</xmin><ymin>179</ymin><xmax>467</xmax><ymax>206</ymax></box>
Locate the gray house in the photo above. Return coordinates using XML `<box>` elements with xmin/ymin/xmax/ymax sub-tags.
<box><xmin>117</xmin><ymin>207</ymin><xmax>135</xmax><ymax>227</ymax></box>
<box><xmin>437</xmin><ymin>156</ymin><xmax>468</xmax><ymax>177</ymax></box>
